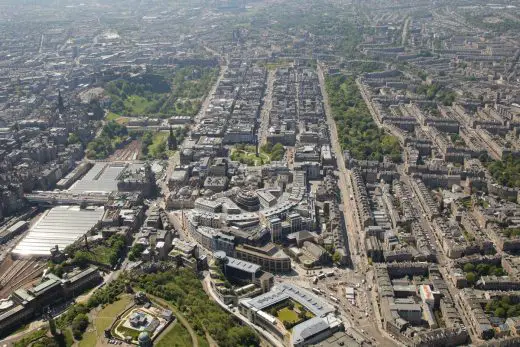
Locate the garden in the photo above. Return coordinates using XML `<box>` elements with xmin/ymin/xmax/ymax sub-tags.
<box><xmin>266</xmin><ymin>299</ymin><xmax>314</xmax><ymax>330</ymax></box>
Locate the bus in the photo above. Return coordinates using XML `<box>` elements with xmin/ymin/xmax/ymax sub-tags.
<box><xmin>312</xmin><ymin>276</ymin><xmax>318</xmax><ymax>284</ymax></box>
<box><xmin>330</xmin><ymin>295</ymin><xmax>339</xmax><ymax>303</ymax></box>
<box><xmin>326</xmin><ymin>271</ymin><xmax>335</xmax><ymax>277</ymax></box>
<box><xmin>318</xmin><ymin>273</ymin><xmax>326</xmax><ymax>280</ymax></box>
<box><xmin>312</xmin><ymin>288</ymin><xmax>322</xmax><ymax>295</ymax></box>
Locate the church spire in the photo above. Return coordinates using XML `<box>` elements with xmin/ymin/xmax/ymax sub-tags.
<box><xmin>168</xmin><ymin>126</ymin><xmax>177</xmax><ymax>150</ymax></box>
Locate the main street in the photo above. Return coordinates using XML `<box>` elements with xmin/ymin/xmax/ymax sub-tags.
<box><xmin>317</xmin><ymin>63</ymin><xmax>399</xmax><ymax>347</ymax></box>
<box><xmin>259</xmin><ymin>68</ymin><xmax>275</xmax><ymax>146</ymax></box>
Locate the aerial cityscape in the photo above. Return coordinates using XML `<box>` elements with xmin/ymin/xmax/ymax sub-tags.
<box><xmin>2</xmin><ymin>0</ymin><xmax>520</xmax><ymax>346</ymax></box>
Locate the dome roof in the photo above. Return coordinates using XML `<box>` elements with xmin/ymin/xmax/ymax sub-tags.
<box><xmin>138</xmin><ymin>331</ymin><xmax>151</xmax><ymax>343</ymax></box>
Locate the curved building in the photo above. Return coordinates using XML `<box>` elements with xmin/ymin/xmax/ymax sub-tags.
<box><xmin>233</xmin><ymin>189</ymin><xmax>260</xmax><ymax>212</ymax></box>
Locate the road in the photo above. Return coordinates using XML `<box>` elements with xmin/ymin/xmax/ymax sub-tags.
<box><xmin>258</xmin><ymin>68</ymin><xmax>276</xmax><ymax>146</ymax></box>
<box><xmin>317</xmin><ymin>64</ymin><xmax>364</xmax><ymax>270</ymax></box>
<box><xmin>317</xmin><ymin>63</ymin><xmax>400</xmax><ymax>346</ymax></box>
<box><xmin>401</xmin><ymin>16</ymin><xmax>411</xmax><ymax>46</ymax></box>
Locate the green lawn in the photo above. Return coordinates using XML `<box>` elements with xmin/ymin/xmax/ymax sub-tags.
<box><xmin>295</xmin><ymin>302</ymin><xmax>314</xmax><ymax>320</ymax></box>
<box><xmin>145</xmin><ymin>131</ymin><xmax>175</xmax><ymax>159</ymax></box>
<box><xmin>277</xmin><ymin>307</ymin><xmax>299</xmax><ymax>323</ymax></box>
<box><xmin>124</xmin><ymin>95</ymin><xmax>156</xmax><ymax>115</ymax></box>
<box><xmin>150</xmin><ymin>131</ymin><xmax>168</xmax><ymax>148</ymax></box>
<box><xmin>198</xmin><ymin>335</ymin><xmax>210</xmax><ymax>347</ymax></box>
<box><xmin>78</xmin><ymin>295</ymin><xmax>132</xmax><ymax>347</ymax></box>
<box><xmin>230</xmin><ymin>143</ymin><xmax>286</xmax><ymax>166</ymax></box>
<box><xmin>78</xmin><ymin>330</ymin><xmax>97</xmax><ymax>347</ymax></box>
<box><xmin>62</xmin><ymin>328</ymin><xmax>74</xmax><ymax>347</ymax></box>
<box><xmin>156</xmin><ymin>323</ymin><xmax>192</xmax><ymax>347</ymax></box>
<box><xmin>91</xmin><ymin>246</ymin><xmax>115</xmax><ymax>266</ymax></box>
<box><xmin>13</xmin><ymin>329</ymin><xmax>74</xmax><ymax>347</ymax></box>
<box><xmin>230</xmin><ymin>148</ymin><xmax>268</xmax><ymax>166</ymax></box>
<box><xmin>106</xmin><ymin>111</ymin><xmax>120</xmax><ymax>121</ymax></box>
<box><xmin>94</xmin><ymin>295</ymin><xmax>132</xmax><ymax>334</ymax></box>
<box><xmin>115</xmin><ymin>324</ymin><xmax>141</xmax><ymax>340</ymax></box>
<box><xmin>272</xmin><ymin>300</ymin><xmax>314</xmax><ymax>326</ymax></box>
<box><xmin>106</xmin><ymin>111</ymin><xmax>128</xmax><ymax>125</ymax></box>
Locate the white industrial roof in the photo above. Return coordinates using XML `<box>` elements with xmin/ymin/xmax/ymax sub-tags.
<box><xmin>68</xmin><ymin>163</ymin><xmax>126</xmax><ymax>193</ymax></box>
<box><xmin>12</xmin><ymin>206</ymin><xmax>104</xmax><ymax>257</ymax></box>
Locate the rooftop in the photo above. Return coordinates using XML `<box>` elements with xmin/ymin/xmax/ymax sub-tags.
<box><xmin>12</xmin><ymin>205</ymin><xmax>104</xmax><ymax>257</ymax></box>
<box><xmin>226</xmin><ymin>256</ymin><xmax>262</xmax><ymax>274</ymax></box>
<box><xmin>245</xmin><ymin>283</ymin><xmax>335</xmax><ymax>317</ymax></box>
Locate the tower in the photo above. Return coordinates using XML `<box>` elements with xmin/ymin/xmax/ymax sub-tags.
<box><xmin>45</xmin><ymin>309</ymin><xmax>58</xmax><ymax>336</ymax></box>
<box><xmin>168</xmin><ymin>126</ymin><xmax>177</xmax><ymax>150</ymax></box>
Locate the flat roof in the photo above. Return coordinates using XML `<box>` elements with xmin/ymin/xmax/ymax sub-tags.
<box><xmin>0</xmin><ymin>304</ymin><xmax>25</xmax><ymax>321</ymax></box>
<box><xmin>245</xmin><ymin>283</ymin><xmax>335</xmax><ymax>317</ymax></box>
<box><xmin>227</xmin><ymin>256</ymin><xmax>261</xmax><ymax>274</ymax></box>
<box><xmin>66</xmin><ymin>266</ymin><xmax>99</xmax><ymax>283</ymax></box>
<box><xmin>12</xmin><ymin>206</ymin><xmax>104</xmax><ymax>257</ymax></box>
<box><xmin>292</xmin><ymin>317</ymin><xmax>330</xmax><ymax>345</ymax></box>
<box><xmin>31</xmin><ymin>278</ymin><xmax>61</xmax><ymax>296</ymax></box>
<box><xmin>68</xmin><ymin>163</ymin><xmax>127</xmax><ymax>193</ymax></box>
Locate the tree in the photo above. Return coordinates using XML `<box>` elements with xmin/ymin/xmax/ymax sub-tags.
<box><xmin>507</xmin><ymin>306</ymin><xmax>518</xmax><ymax>318</ymax></box>
<box><xmin>67</xmin><ymin>133</ymin><xmax>81</xmax><ymax>145</ymax></box>
<box><xmin>463</xmin><ymin>263</ymin><xmax>475</xmax><ymax>273</ymax></box>
<box><xmin>495</xmin><ymin>307</ymin><xmax>506</xmax><ymax>318</ymax></box>
<box><xmin>32</xmin><ymin>337</ymin><xmax>59</xmax><ymax>347</ymax></box>
<box><xmin>325</xmin><ymin>75</ymin><xmax>401</xmax><ymax>162</ymax></box>
<box><xmin>73</xmin><ymin>251</ymin><xmax>90</xmax><ymax>268</ymax></box>
<box><xmin>476</xmin><ymin>263</ymin><xmax>490</xmax><ymax>276</ymax></box>
<box><xmin>466</xmin><ymin>272</ymin><xmax>477</xmax><ymax>285</ymax></box>
<box><xmin>332</xmin><ymin>251</ymin><xmax>342</xmax><ymax>264</ymax></box>
<box><xmin>224</xmin><ymin>326</ymin><xmax>259</xmax><ymax>347</ymax></box>
<box><xmin>501</xmin><ymin>296</ymin><xmax>512</xmax><ymax>306</ymax></box>
<box><xmin>49</xmin><ymin>263</ymin><xmax>64</xmax><ymax>278</ymax></box>
<box><xmin>127</xmin><ymin>268</ymin><xmax>258</xmax><ymax>346</ymax></box>
<box><xmin>261</xmin><ymin>143</ymin><xmax>273</xmax><ymax>153</ymax></box>
<box><xmin>129</xmin><ymin>243</ymin><xmax>146</xmax><ymax>261</ymax></box>
<box><xmin>71</xmin><ymin>313</ymin><xmax>89</xmax><ymax>339</ymax></box>
<box><xmin>494</xmin><ymin>267</ymin><xmax>505</xmax><ymax>276</ymax></box>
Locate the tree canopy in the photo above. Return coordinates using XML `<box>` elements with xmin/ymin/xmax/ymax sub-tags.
<box><xmin>86</xmin><ymin>121</ymin><xmax>129</xmax><ymax>159</ymax></box>
<box><xmin>326</xmin><ymin>75</ymin><xmax>401</xmax><ymax>162</ymax></box>
<box><xmin>128</xmin><ymin>268</ymin><xmax>259</xmax><ymax>347</ymax></box>
<box><xmin>484</xmin><ymin>155</ymin><xmax>520</xmax><ymax>188</ymax></box>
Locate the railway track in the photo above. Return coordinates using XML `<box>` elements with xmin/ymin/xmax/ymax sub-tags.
<box><xmin>0</xmin><ymin>259</ymin><xmax>46</xmax><ymax>297</ymax></box>
<box><xmin>109</xmin><ymin>140</ymin><xmax>141</xmax><ymax>161</ymax></box>
<box><xmin>0</xmin><ymin>259</ymin><xmax>29</xmax><ymax>286</ymax></box>
<box><xmin>7</xmin><ymin>263</ymin><xmax>45</xmax><ymax>293</ymax></box>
